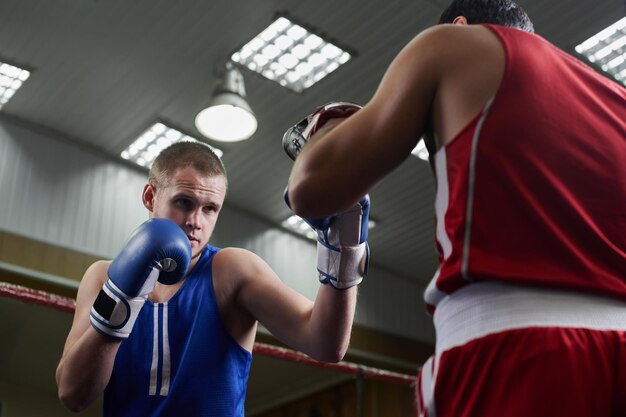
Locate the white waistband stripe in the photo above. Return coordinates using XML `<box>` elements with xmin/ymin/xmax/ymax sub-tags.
<box><xmin>434</xmin><ymin>282</ymin><xmax>626</xmax><ymax>353</ymax></box>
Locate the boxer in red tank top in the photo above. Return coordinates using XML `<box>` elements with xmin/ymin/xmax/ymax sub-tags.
<box><xmin>286</xmin><ymin>1</ymin><xmax>626</xmax><ymax>416</ymax></box>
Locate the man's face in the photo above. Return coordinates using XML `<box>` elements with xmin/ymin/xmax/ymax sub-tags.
<box><xmin>144</xmin><ymin>167</ymin><xmax>226</xmax><ymax>261</ymax></box>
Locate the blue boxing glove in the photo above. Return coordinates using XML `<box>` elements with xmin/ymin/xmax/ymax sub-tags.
<box><xmin>285</xmin><ymin>190</ymin><xmax>370</xmax><ymax>289</ymax></box>
<box><xmin>90</xmin><ymin>218</ymin><xmax>191</xmax><ymax>339</ymax></box>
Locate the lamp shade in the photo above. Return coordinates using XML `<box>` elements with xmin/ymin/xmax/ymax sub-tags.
<box><xmin>195</xmin><ymin>63</ymin><xmax>258</xmax><ymax>142</ymax></box>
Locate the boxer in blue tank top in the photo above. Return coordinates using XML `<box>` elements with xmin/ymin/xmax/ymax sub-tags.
<box><xmin>56</xmin><ymin>141</ymin><xmax>370</xmax><ymax>416</ymax></box>
<box><xmin>105</xmin><ymin>245</ymin><xmax>251</xmax><ymax>417</ymax></box>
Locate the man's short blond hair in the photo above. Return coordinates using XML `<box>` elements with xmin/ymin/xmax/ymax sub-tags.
<box><xmin>149</xmin><ymin>141</ymin><xmax>227</xmax><ymax>189</ymax></box>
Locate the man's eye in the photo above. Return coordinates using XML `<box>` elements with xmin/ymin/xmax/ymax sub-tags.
<box><xmin>175</xmin><ymin>199</ymin><xmax>192</xmax><ymax>208</ymax></box>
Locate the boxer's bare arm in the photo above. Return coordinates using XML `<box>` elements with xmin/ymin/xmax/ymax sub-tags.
<box><xmin>288</xmin><ymin>24</ymin><xmax>505</xmax><ymax>218</ymax></box>
<box><xmin>56</xmin><ymin>261</ymin><xmax>121</xmax><ymax>412</ymax></box>
<box><xmin>213</xmin><ymin>248</ymin><xmax>356</xmax><ymax>362</ymax></box>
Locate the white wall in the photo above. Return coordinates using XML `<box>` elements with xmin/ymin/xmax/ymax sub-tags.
<box><xmin>0</xmin><ymin>119</ymin><xmax>147</xmax><ymax>259</ymax></box>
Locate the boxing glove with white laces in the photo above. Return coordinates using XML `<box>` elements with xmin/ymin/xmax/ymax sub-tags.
<box><xmin>285</xmin><ymin>190</ymin><xmax>370</xmax><ymax>289</ymax></box>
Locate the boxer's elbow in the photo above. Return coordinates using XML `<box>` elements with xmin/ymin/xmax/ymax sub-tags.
<box><xmin>289</xmin><ymin>156</ymin><xmax>337</xmax><ymax>218</ymax></box>
<box><xmin>287</xmin><ymin>180</ymin><xmax>316</xmax><ymax>218</ymax></box>
<box><xmin>288</xmin><ymin>177</ymin><xmax>345</xmax><ymax>219</ymax></box>
<box><xmin>315</xmin><ymin>348</ymin><xmax>346</xmax><ymax>364</ymax></box>
<box><xmin>56</xmin><ymin>368</ymin><xmax>95</xmax><ymax>412</ymax></box>
<box><xmin>58</xmin><ymin>385</ymin><xmax>91</xmax><ymax>413</ymax></box>
<box><xmin>323</xmin><ymin>346</ymin><xmax>348</xmax><ymax>363</ymax></box>
<box><xmin>60</xmin><ymin>399</ymin><xmax>87</xmax><ymax>413</ymax></box>
<box><xmin>310</xmin><ymin>339</ymin><xmax>350</xmax><ymax>363</ymax></box>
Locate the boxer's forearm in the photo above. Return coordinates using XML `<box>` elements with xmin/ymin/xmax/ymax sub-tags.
<box><xmin>56</xmin><ymin>328</ymin><xmax>121</xmax><ymax>412</ymax></box>
<box><xmin>308</xmin><ymin>285</ymin><xmax>357</xmax><ymax>362</ymax></box>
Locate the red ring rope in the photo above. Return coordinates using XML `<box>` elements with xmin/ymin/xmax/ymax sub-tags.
<box><xmin>0</xmin><ymin>281</ymin><xmax>415</xmax><ymax>385</ymax></box>
<box><xmin>252</xmin><ymin>343</ymin><xmax>415</xmax><ymax>385</ymax></box>
<box><xmin>0</xmin><ymin>281</ymin><xmax>76</xmax><ymax>313</ymax></box>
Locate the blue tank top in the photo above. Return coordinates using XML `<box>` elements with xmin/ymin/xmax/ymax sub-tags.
<box><xmin>104</xmin><ymin>245</ymin><xmax>252</xmax><ymax>416</ymax></box>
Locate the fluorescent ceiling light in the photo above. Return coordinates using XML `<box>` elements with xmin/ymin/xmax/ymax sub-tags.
<box><xmin>0</xmin><ymin>62</ymin><xmax>30</xmax><ymax>110</ymax></box>
<box><xmin>411</xmin><ymin>139</ymin><xmax>429</xmax><ymax>161</ymax></box>
<box><xmin>231</xmin><ymin>16</ymin><xmax>352</xmax><ymax>92</ymax></box>
<box><xmin>282</xmin><ymin>215</ymin><xmax>376</xmax><ymax>242</ymax></box>
<box><xmin>121</xmin><ymin>122</ymin><xmax>223</xmax><ymax>168</ymax></box>
<box><xmin>575</xmin><ymin>17</ymin><xmax>626</xmax><ymax>85</ymax></box>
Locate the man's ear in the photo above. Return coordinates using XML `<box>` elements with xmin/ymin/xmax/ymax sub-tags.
<box><xmin>142</xmin><ymin>183</ymin><xmax>156</xmax><ymax>212</ymax></box>
<box><xmin>452</xmin><ymin>16</ymin><xmax>469</xmax><ymax>25</ymax></box>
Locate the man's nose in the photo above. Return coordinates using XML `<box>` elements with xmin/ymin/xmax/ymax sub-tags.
<box><xmin>185</xmin><ymin>209</ymin><xmax>202</xmax><ymax>230</ymax></box>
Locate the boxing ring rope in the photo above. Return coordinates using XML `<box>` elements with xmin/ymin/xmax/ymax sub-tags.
<box><xmin>0</xmin><ymin>281</ymin><xmax>415</xmax><ymax>386</ymax></box>
<box><xmin>252</xmin><ymin>343</ymin><xmax>415</xmax><ymax>386</ymax></box>
<box><xmin>0</xmin><ymin>281</ymin><xmax>77</xmax><ymax>313</ymax></box>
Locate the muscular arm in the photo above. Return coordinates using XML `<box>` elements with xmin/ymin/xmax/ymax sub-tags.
<box><xmin>215</xmin><ymin>248</ymin><xmax>356</xmax><ymax>362</ymax></box>
<box><xmin>288</xmin><ymin>25</ymin><xmax>504</xmax><ymax>218</ymax></box>
<box><xmin>287</xmin><ymin>28</ymin><xmax>441</xmax><ymax>218</ymax></box>
<box><xmin>56</xmin><ymin>261</ymin><xmax>120</xmax><ymax>412</ymax></box>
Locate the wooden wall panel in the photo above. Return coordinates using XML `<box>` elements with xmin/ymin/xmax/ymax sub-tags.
<box><xmin>0</xmin><ymin>230</ymin><xmax>99</xmax><ymax>282</ymax></box>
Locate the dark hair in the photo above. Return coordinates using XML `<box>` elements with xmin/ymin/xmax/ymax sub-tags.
<box><xmin>439</xmin><ymin>0</ymin><xmax>534</xmax><ymax>33</ymax></box>
<box><xmin>149</xmin><ymin>141</ymin><xmax>227</xmax><ymax>189</ymax></box>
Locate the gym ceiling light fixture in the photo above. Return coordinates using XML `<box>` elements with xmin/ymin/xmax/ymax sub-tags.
<box><xmin>0</xmin><ymin>61</ymin><xmax>30</xmax><ymax>110</ymax></box>
<box><xmin>575</xmin><ymin>16</ymin><xmax>626</xmax><ymax>85</ymax></box>
<box><xmin>194</xmin><ymin>62</ymin><xmax>258</xmax><ymax>142</ymax></box>
<box><xmin>121</xmin><ymin>122</ymin><xmax>223</xmax><ymax>169</ymax></box>
<box><xmin>231</xmin><ymin>16</ymin><xmax>352</xmax><ymax>93</ymax></box>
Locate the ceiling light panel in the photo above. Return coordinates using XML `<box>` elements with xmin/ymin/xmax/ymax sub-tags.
<box><xmin>282</xmin><ymin>215</ymin><xmax>318</xmax><ymax>241</ymax></box>
<box><xmin>121</xmin><ymin>122</ymin><xmax>223</xmax><ymax>169</ymax></box>
<box><xmin>282</xmin><ymin>215</ymin><xmax>377</xmax><ymax>242</ymax></box>
<box><xmin>231</xmin><ymin>16</ymin><xmax>352</xmax><ymax>92</ymax></box>
<box><xmin>411</xmin><ymin>139</ymin><xmax>429</xmax><ymax>161</ymax></box>
<box><xmin>575</xmin><ymin>17</ymin><xmax>626</xmax><ymax>85</ymax></box>
<box><xmin>0</xmin><ymin>62</ymin><xmax>30</xmax><ymax>110</ymax></box>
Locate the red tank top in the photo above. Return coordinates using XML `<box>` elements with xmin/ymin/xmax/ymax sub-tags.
<box><xmin>425</xmin><ymin>24</ymin><xmax>626</xmax><ymax>312</ymax></box>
